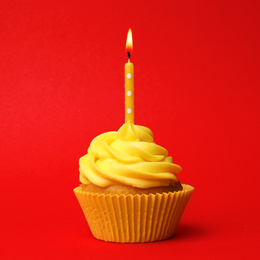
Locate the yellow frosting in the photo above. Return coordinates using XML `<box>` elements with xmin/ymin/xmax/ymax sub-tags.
<box><xmin>79</xmin><ymin>121</ymin><xmax>182</xmax><ymax>188</ymax></box>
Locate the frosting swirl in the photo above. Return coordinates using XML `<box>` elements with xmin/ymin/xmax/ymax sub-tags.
<box><xmin>79</xmin><ymin>121</ymin><xmax>182</xmax><ymax>188</ymax></box>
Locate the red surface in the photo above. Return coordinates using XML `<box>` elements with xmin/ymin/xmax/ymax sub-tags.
<box><xmin>0</xmin><ymin>0</ymin><xmax>259</xmax><ymax>259</ymax></box>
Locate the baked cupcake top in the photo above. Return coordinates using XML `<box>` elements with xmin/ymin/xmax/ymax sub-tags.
<box><xmin>79</xmin><ymin>121</ymin><xmax>182</xmax><ymax>188</ymax></box>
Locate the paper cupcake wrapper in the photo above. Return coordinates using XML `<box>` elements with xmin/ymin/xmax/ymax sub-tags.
<box><xmin>74</xmin><ymin>184</ymin><xmax>194</xmax><ymax>243</ymax></box>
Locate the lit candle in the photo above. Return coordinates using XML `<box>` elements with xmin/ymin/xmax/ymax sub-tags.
<box><xmin>125</xmin><ymin>28</ymin><xmax>134</xmax><ymax>123</ymax></box>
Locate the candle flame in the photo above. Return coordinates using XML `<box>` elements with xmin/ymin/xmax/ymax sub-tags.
<box><xmin>126</xmin><ymin>28</ymin><xmax>133</xmax><ymax>53</ymax></box>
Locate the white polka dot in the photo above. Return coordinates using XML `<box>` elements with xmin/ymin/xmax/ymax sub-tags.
<box><xmin>127</xmin><ymin>91</ymin><xmax>132</xmax><ymax>96</ymax></box>
<box><xmin>127</xmin><ymin>108</ymin><xmax>132</xmax><ymax>114</ymax></box>
<box><xmin>127</xmin><ymin>73</ymin><xmax>132</xmax><ymax>79</ymax></box>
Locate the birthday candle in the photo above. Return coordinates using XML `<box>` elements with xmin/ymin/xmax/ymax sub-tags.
<box><xmin>125</xmin><ymin>28</ymin><xmax>134</xmax><ymax>123</ymax></box>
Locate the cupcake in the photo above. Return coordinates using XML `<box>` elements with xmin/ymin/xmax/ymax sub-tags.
<box><xmin>74</xmin><ymin>121</ymin><xmax>194</xmax><ymax>243</ymax></box>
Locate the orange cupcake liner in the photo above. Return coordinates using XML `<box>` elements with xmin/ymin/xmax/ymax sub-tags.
<box><xmin>74</xmin><ymin>184</ymin><xmax>194</xmax><ymax>243</ymax></box>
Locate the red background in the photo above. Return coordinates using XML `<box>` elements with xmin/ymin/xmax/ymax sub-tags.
<box><xmin>0</xmin><ymin>0</ymin><xmax>259</xmax><ymax>259</ymax></box>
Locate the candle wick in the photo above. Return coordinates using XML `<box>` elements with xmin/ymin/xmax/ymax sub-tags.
<box><xmin>127</xmin><ymin>52</ymin><xmax>131</xmax><ymax>62</ymax></box>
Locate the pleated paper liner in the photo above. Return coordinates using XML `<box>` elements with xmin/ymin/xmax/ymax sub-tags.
<box><xmin>74</xmin><ymin>184</ymin><xmax>194</xmax><ymax>243</ymax></box>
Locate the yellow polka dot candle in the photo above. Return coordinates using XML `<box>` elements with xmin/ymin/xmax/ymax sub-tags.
<box><xmin>125</xmin><ymin>28</ymin><xmax>134</xmax><ymax>123</ymax></box>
